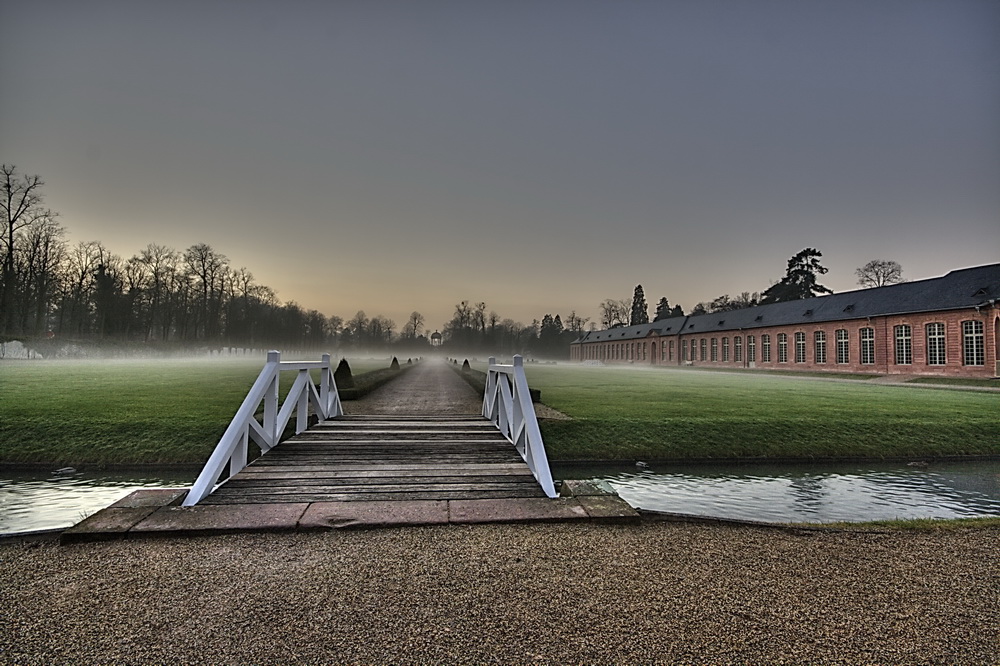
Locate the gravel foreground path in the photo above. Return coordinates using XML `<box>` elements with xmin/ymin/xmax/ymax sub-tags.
<box><xmin>2</xmin><ymin>522</ymin><xmax>997</xmax><ymax>664</ymax></box>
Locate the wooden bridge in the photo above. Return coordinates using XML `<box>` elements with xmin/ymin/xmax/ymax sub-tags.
<box><xmin>62</xmin><ymin>357</ymin><xmax>637</xmax><ymax>542</ymax></box>
<box><xmin>198</xmin><ymin>415</ymin><xmax>548</xmax><ymax>505</ymax></box>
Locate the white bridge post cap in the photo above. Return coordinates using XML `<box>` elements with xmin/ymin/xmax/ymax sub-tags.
<box><xmin>513</xmin><ymin>355</ymin><xmax>523</xmax><ymax>367</ymax></box>
<box><xmin>267</xmin><ymin>350</ymin><xmax>281</xmax><ymax>362</ymax></box>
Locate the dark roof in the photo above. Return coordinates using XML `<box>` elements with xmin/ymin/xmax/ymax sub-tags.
<box><xmin>574</xmin><ymin>316</ymin><xmax>688</xmax><ymax>344</ymax></box>
<box><xmin>573</xmin><ymin>263</ymin><xmax>999</xmax><ymax>343</ymax></box>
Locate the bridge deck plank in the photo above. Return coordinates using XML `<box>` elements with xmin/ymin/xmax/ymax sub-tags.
<box><xmin>198</xmin><ymin>415</ymin><xmax>547</xmax><ymax>505</ymax></box>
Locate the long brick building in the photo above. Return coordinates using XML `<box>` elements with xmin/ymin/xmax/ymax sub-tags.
<box><xmin>570</xmin><ymin>264</ymin><xmax>1000</xmax><ymax>378</ymax></box>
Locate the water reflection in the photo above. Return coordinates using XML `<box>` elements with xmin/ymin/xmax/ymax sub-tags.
<box><xmin>0</xmin><ymin>469</ymin><xmax>196</xmax><ymax>534</ymax></box>
<box><xmin>3</xmin><ymin>462</ymin><xmax>999</xmax><ymax>533</ymax></box>
<box><xmin>554</xmin><ymin>461</ymin><xmax>1000</xmax><ymax>523</ymax></box>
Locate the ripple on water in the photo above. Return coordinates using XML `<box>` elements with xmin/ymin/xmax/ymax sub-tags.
<box><xmin>0</xmin><ymin>471</ymin><xmax>194</xmax><ymax>534</ymax></box>
<box><xmin>556</xmin><ymin>461</ymin><xmax>1000</xmax><ymax>523</ymax></box>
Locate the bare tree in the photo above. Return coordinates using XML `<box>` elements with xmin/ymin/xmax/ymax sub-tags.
<box><xmin>403</xmin><ymin>311</ymin><xmax>425</xmax><ymax>339</ymax></box>
<box><xmin>564</xmin><ymin>310</ymin><xmax>590</xmax><ymax>333</ymax></box>
<box><xmin>367</xmin><ymin>315</ymin><xmax>395</xmax><ymax>344</ymax></box>
<box><xmin>1</xmin><ymin>165</ymin><xmax>51</xmax><ymax>332</ymax></box>
<box><xmin>856</xmin><ymin>259</ymin><xmax>904</xmax><ymax>288</ymax></box>
<box><xmin>183</xmin><ymin>243</ymin><xmax>229</xmax><ymax>339</ymax></box>
<box><xmin>599</xmin><ymin>298</ymin><xmax>630</xmax><ymax>328</ymax></box>
<box><xmin>18</xmin><ymin>214</ymin><xmax>66</xmax><ymax>335</ymax></box>
<box><xmin>135</xmin><ymin>244</ymin><xmax>181</xmax><ymax>341</ymax></box>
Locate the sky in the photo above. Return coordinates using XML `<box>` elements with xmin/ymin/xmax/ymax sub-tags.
<box><xmin>2</xmin><ymin>0</ymin><xmax>998</xmax><ymax>333</ymax></box>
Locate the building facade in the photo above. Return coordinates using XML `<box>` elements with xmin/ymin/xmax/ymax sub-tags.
<box><xmin>570</xmin><ymin>264</ymin><xmax>1000</xmax><ymax>378</ymax></box>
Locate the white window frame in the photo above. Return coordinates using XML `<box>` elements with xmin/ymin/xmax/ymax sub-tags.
<box><xmin>926</xmin><ymin>323</ymin><xmax>946</xmax><ymax>366</ymax></box>
<box><xmin>962</xmin><ymin>320</ymin><xmax>984</xmax><ymax>366</ymax></box>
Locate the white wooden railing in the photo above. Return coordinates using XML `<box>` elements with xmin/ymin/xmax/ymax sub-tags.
<box><xmin>482</xmin><ymin>355</ymin><xmax>557</xmax><ymax>498</ymax></box>
<box><xmin>183</xmin><ymin>351</ymin><xmax>343</xmax><ymax>506</ymax></box>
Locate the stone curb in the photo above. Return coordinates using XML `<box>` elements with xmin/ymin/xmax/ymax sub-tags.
<box><xmin>60</xmin><ymin>487</ymin><xmax>640</xmax><ymax>544</ymax></box>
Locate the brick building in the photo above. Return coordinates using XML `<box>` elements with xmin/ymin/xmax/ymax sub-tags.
<box><xmin>570</xmin><ymin>264</ymin><xmax>1000</xmax><ymax>378</ymax></box>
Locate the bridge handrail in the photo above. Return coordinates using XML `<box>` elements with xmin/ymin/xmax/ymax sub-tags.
<box><xmin>482</xmin><ymin>355</ymin><xmax>557</xmax><ymax>498</ymax></box>
<box><xmin>183</xmin><ymin>350</ymin><xmax>343</xmax><ymax>506</ymax></box>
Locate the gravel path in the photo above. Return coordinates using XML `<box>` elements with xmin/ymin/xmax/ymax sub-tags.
<box><xmin>346</xmin><ymin>360</ymin><xmax>482</xmax><ymax>415</ymax></box>
<box><xmin>2</xmin><ymin>522</ymin><xmax>997</xmax><ymax>664</ymax></box>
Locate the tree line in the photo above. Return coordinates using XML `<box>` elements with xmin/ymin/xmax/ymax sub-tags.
<box><xmin>602</xmin><ymin>249</ymin><xmax>904</xmax><ymax>328</ymax></box>
<box><xmin>438</xmin><ymin>300</ymin><xmax>589</xmax><ymax>358</ymax></box>
<box><xmin>1</xmin><ymin>164</ymin><xmax>590</xmax><ymax>358</ymax></box>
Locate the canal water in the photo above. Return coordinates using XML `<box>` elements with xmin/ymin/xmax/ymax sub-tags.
<box><xmin>0</xmin><ymin>468</ymin><xmax>197</xmax><ymax>535</ymax></box>
<box><xmin>554</xmin><ymin>460</ymin><xmax>1000</xmax><ymax>523</ymax></box>
<box><xmin>2</xmin><ymin>461</ymin><xmax>998</xmax><ymax>534</ymax></box>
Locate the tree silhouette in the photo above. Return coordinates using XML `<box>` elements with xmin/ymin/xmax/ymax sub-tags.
<box><xmin>654</xmin><ymin>297</ymin><xmax>671</xmax><ymax>321</ymax></box>
<box><xmin>630</xmin><ymin>284</ymin><xmax>649</xmax><ymax>325</ymax></box>
<box><xmin>856</xmin><ymin>259</ymin><xmax>904</xmax><ymax>288</ymax></box>
<box><xmin>760</xmin><ymin>248</ymin><xmax>833</xmax><ymax>304</ymax></box>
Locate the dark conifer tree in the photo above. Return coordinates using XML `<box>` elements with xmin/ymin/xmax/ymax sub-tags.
<box><xmin>630</xmin><ymin>285</ymin><xmax>649</xmax><ymax>325</ymax></box>
<box><xmin>760</xmin><ymin>248</ymin><xmax>833</xmax><ymax>304</ymax></box>
<box><xmin>654</xmin><ymin>297</ymin><xmax>671</xmax><ymax>321</ymax></box>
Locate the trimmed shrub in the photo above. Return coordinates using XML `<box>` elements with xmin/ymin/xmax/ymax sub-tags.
<box><xmin>462</xmin><ymin>359</ymin><xmax>471</xmax><ymax>372</ymax></box>
<box><xmin>390</xmin><ymin>356</ymin><xmax>400</xmax><ymax>370</ymax></box>
<box><xmin>334</xmin><ymin>358</ymin><xmax>355</xmax><ymax>388</ymax></box>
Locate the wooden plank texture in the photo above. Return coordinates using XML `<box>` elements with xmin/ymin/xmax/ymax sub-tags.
<box><xmin>199</xmin><ymin>415</ymin><xmax>547</xmax><ymax>505</ymax></box>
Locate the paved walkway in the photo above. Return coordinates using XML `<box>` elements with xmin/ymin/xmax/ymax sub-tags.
<box><xmin>346</xmin><ymin>360</ymin><xmax>483</xmax><ymax>414</ymax></box>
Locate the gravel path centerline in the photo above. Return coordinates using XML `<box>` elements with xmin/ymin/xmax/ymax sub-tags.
<box><xmin>347</xmin><ymin>361</ymin><xmax>483</xmax><ymax>415</ymax></box>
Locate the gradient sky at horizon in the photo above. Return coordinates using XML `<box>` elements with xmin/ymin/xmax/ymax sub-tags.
<box><xmin>2</xmin><ymin>0</ymin><xmax>998</xmax><ymax>333</ymax></box>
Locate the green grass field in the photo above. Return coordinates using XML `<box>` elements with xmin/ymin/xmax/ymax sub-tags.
<box><xmin>0</xmin><ymin>356</ymin><xmax>393</xmax><ymax>465</ymax></box>
<box><xmin>507</xmin><ymin>364</ymin><xmax>1000</xmax><ymax>462</ymax></box>
<box><xmin>2</xmin><ymin>359</ymin><xmax>998</xmax><ymax>466</ymax></box>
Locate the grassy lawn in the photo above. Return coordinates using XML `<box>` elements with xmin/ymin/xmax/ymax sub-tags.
<box><xmin>0</xmin><ymin>356</ymin><xmax>393</xmax><ymax>465</ymax></box>
<box><xmin>906</xmin><ymin>377</ymin><xmax>1000</xmax><ymax>388</ymax></box>
<box><xmin>506</xmin><ymin>364</ymin><xmax>1000</xmax><ymax>462</ymax></box>
<box><xmin>5</xmin><ymin>358</ymin><xmax>998</xmax><ymax>466</ymax></box>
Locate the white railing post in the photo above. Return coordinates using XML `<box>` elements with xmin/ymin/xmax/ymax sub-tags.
<box><xmin>296</xmin><ymin>369</ymin><xmax>310</xmax><ymax>433</ymax></box>
<box><xmin>320</xmin><ymin>353</ymin><xmax>332</xmax><ymax>419</ymax></box>
<box><xmin>482</xmin><ymin>356</ymin><xmax>497</xmax><ymax>418</ymax></box>
<box><xmin>263</xmin><ymin>350</ymin><xmax>280</xmax><ymax>448</ymax></box>
<box><xmin>482</xmin><ymin>354</ymin><xmax>557</xmax><ymax>498</ymax></box>
<box><xmin>183</xmin><ymin>351</ymin><xmax>341</xmax><ymax>506</ymax></box>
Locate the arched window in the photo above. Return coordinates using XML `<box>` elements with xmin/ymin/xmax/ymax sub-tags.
<box><xmin>962</xmin><ymin>320</ymin><xmax>984</xmax><ymax>366</ymax></box>
<box><xmin>794</xmin><ymin>332</ymin><xmax>806</xmax><ymax>363</ymax></box>
<box><xmin>836</xmin><ymin>329</ymin><xmax>849</xmax><ymax>364</ymax></box>
<box><xmin>814</xmin><ymin>331</ymin><xmax>826</xmax><ymax>364</ymax></box>
<box><xmin>894</xmin><ymin>324</ymin><xmax>912</xmax><ymax>365</ymax></box>
<box><xmin>926</xmin><ymin>323</ymin><xmax>945</xmax><ymax>365</ymax></box>
<box><xmin>860</xmin><ymin>327</ymin><xmax>875</xmax><ymax>365</ymax></box>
